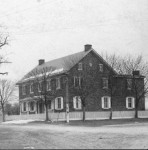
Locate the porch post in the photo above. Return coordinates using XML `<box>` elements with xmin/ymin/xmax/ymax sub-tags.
<box><xmin>66</xmin><ymin>77</ymin><xmax>69</xmax><ymax>123</ymax></box>
<box><xmin>27</xmin><ymin>102</ymin><xmax>29</xmax><ymax>115</ymax></box>
<box><xmin>35</xmin><ymin>101</ymin><xmax>37</xmax><ymax>114</ymax></box>
<box><xmin>19</xmin><ymin>102</ymin><xmax>22</xmax><ymax>115</ymax></box>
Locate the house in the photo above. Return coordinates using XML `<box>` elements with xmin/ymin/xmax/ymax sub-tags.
<box><xmin>17</xmin><ymin>44</ymin><xmax>145</xmax><ymax>115</ymax></box>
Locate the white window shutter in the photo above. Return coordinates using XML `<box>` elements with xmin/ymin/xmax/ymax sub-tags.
<box><xmin>61</xmin><ymin>97</ymin><xmax>63</xmax><ymax>109</ymax></box>
<box><xmin>73</xmin><ymin>97</ymin><xmax>76</xmax><ymax>109</ymax></box>
<box><xmin>126</xmin><ymin>98</ymin><xmax>128</xmax><ymax>108</ymax></box>
<box><xmin>132</xmin><ymin>98</ymin><xmax>135</xmax><ymax>108</ymax></box>
<box><xmin>51</xmin><ymin>100</ymin><xmax>54</xmax><ymax>110</ymax></box>
<box><xmin>101</xmin><ymin>97</ymin><xmax>104</xmax><ymax>108</ymax></box>
<box><xmin>108</xmin><ymin>97</ymin><xmax>111</xmax><ymax>108</ymax></box>
<box><xmin>78</xmin><ymin>97</ymin><xmax>82</xmax><ymax>109</ymax></box>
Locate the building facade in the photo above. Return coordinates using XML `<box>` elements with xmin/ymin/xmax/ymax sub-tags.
<box><xmin>17</xmin><ymin>44</ymin><xmax>145</xmax><ymax>115</ymax></box>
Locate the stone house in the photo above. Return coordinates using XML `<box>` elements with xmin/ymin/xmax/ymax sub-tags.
<box><xmin>17</xmin><ymin>44</ymin><xmax>145</xmax><ymax>115</ymax></box>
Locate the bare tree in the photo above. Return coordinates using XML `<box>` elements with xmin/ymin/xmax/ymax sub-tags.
<box><xmin>0</xmin><ymin>80</ymin><xmax>16</xmax><ymax>122</ymax></box>
<box><xmin>27</xmin><ymin>66</ymin><xmax>56</xmax><ymax>121</ymax></box>
<box><xmin>103</xmin><ymin>53</ymin><xmax>148</xmax><ymax>118</ymax></box>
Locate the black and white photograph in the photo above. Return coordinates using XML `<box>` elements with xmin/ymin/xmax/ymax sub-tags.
<box><xmin>0</xmin><ymin>0</ymin><xmax>148</xmax><ymax>149</ymax></box>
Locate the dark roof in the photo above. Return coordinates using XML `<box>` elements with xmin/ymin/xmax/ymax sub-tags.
<box><xmin>17</xmin><ymin>49</ymin><xmax>91</xmax><ymax>84</ymax></box>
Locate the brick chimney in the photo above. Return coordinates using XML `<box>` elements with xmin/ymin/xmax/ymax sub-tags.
<box><xmin>132</xmin><ymin>70</ymin><xmax>140</xmax><ymax>76</ymax></box>
<box><xmin>84</xmin><ymin>44</ymin><xmax>92</xmax><ymax>52</ymax></box>
<box><xmin>38</xmin><ymin>59</ymin><xmax>45</xmax><ymax>65</ymax></box>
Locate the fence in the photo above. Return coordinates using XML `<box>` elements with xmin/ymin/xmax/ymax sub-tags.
<box><xmin>5</xmin><ymin>110</ymin><xmax>148</xmax><ymax>122</ymax></box>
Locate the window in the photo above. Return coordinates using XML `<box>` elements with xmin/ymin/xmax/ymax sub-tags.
<box><xmin>56</xmin><ymin>78</ymin><xmax>61</xmax><ymax>89</ymax></box>
<box><xmin>78</xmin><ymin>62</ymin><xmax>83</xmax><ymax>70</ymax></box>
<box><xmin>55</xmin><ymin>97</ymin><xmax>63</xmax><ymax>110</ymax></box>
<box><xmin>30</xmin><ymin>102</ymin><xmax>34</xmax><ymax>111</ymax></box>
<box><xmin>127</xmin><ymin>79</ymin><xmax>132</xmax><ymax>90</ymax></box>
<box><xmin>47</xmin><ymin>80</ymin><xmax>51</xmax><ymax>91</ymax></box>
<box><xmin>23</xmin><ymin>102</ymin><xmax>26</xmax><ymax>111</ymax></box>
<box><xmin>74</xmin><ymin>76</ymin><xmax>81</xmax><ymax>87</ymax></box>
<box><xmin>99</xmin><ymin>64</ymin><xmax>103</xmax><ymax>72</ymax></box>
<box><xmin>30</xmin><ymin>83</ymin><xmax>33</xmax><ymax>93</ymax></box>
<box><xmin>126</xmin><ymin>97</ymin><xmax>135</xmax><ymax>109</ymax></box>
<box><xmin>38</xmin><ymin>81</ymin><xmax>42</xmax><ymax>92</ymax></box>
<box><xmin>101</xmin><ymin>96</ymin><xmax>111</xmax><ymax>109</ymax></box>
<box><xmin>73</xmin><ymin>96</ymin><xmax>82</xmax><ymax>109</ymax></box>
<box><xmin>22</xmin><ymin>85</ymin><xmax>26</xmax><ymax>95</ymax></box>
<box><xmin>102</xmin><ymin>78</ymin><xmax>108</xmax><ymax>89</ymax></box>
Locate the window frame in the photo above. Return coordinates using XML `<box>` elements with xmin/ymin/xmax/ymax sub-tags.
<box><xmin>101</xmin><ymin>96</ymin><xmax>111</xmax><ymax>109</ymax></box>
<box><xmin>102</xmin><ymin>78</ymin><xmax>108</xmax><ymax>89</ymax></box>
<box><xmin>30</xmin><ymin>83</ymin><xmax>34</xmax><ymax>94</ymax></box>
<box><xmin>127</xmin><ymin>78</ymin><xmax>132</xmax><ymax>90</ymax></box>
<box><xmin>22</xmin><ymin>85</ymin><xmax>26</xmax><ymax>95</ymax></box>
<box><xmin>55</xmin><ymin>97</ymin><xmax>63</xmax><ymax>110</ymax></box>
<box><xmin>56</xmin><ymin>77</ymin><xmax>61</xmax><ymax>90</ymax></box>
<box><xmin>74</xmin><ymin>76</ymin><xmax>81</xmax><ymax>87</ymax></box>
<box><xmin>99</xmin><ymin>64</ymin><xmax>103</xmax><ymax>72</ymax></box>
<box><xmin>47</xmin><ymin>79</ymin><xmax>51</xmax><ymax>91</ymax></box>
<box><xmin>126</xmin><ymin>97</ymin><xmax>135</xmax><ymax>109</ymax></box>
<box><xmin>73</xmin><ymin>96</ymin><xmax>82</xmax><ymax>109</ymax></box>
<box><xmin>78</xmin><ymin>62</ymin><xmax>83</xmax><ymax>70</ymax></box>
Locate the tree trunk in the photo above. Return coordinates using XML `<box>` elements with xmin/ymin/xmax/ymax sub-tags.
<box><xmin>82</xmin><ymin>106</ymin><xmax>85</xmax><ymax>122</ymax></box>
<box><xmin>135</xmin><ymin>108</ymin><xmax>138</xmax><ymax>118</ymax></box>
<box><xmin>2</xmin><ymin>107</ymin><xmax>5</xmax><ymax>122</ymax></box>
<box><xmin>45</xmin><ymin>104</ymin><xmax>49</xmax><ymax>121</ymax></box>
<box><xmin>110</xmin><ymin>109</ymin><xmax>112</xmax><ymax>120</ymax></box>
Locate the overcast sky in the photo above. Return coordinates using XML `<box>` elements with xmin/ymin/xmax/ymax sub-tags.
<box><xmin>0</xmin><ymin>0</ymin><xmax>148</xmax><ymax>81</ymax></box>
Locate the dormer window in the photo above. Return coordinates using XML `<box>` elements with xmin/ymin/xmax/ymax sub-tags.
<box><xmin>78</xmin><ymin>63</ymin><xmax>83</xmax><ymax>70</ymax></box>
<box><xmin>99</xmin><ymin>64</ymin><xmax>103</xmax><ymax>72</ymax></box>
<box><xmin>30</xmin><ymin>83</ymin><xmax>34</xmax><ymax>93</ymax></box>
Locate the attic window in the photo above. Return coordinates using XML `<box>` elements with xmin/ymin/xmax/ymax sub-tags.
<box><xmin>99</xmin><ymin>64</ymin><xmax>103</xmax><ymax>72</ymax></box>
<box><xmin>78</xmin><ymin>63</ymin><xmax>83</xmax><ymax>70</ymax></box>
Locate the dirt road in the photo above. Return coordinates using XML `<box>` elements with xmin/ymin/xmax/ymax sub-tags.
<box><xmin>0</xmin><ymin>122</ymin><xmax>148</xmax><ymax>149</ymax></box>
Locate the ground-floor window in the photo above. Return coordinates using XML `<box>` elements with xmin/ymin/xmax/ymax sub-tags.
<box><xmin>73</xmin><ymin>96</ymin><xmax>82</xmax><ymax>109</ymax></box>
<box><xmin>101</xmin><ymin>96</ymin><xmax>111</xmax><ymax>109</ymax></box>
<box><xmin>55</xmin><ymin>97</ymin><xmax>63</xmax><ymax>110</ymax></box>
<box><xmin>126</xmin><ymin>97</ymin><xmax>135</xmax><ymax>109</ymax></box>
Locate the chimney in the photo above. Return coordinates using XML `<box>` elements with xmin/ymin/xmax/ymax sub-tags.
<box><xmin>84</xmin><ymin>44</ymin><xmax>92</xmax><ymax>52</ymax></box>
<box><xmin>132</xmin><ymin>70</ymin><xmax>140</xmax><ymax>76</ymax></box>
<box><xmin>38</xmin><ymin>59</ymin><xmax>45</xmax><ymax>65</ymax></box>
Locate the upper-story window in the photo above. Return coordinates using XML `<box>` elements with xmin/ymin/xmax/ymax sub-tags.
<box><xmin>101</xmin><ymin>96</ymin><xmax>111</xmax><ymax>109</ymax></box>
<box><xmin>38</xmin><ymin>81</ymin><xmax>42</xmax><ymax>92</ymax></box>
<box><xmin>74</xmin><ymin>76</ymin><xmax>82</xmax><ymax>87</ymax></box>
<box><xmin>47</xmin><ymin>80</ymin><xmax>51</xmax><ymax>91</ymax></box>
<box><xmin>102</xmin><ymin>78</ymin><xmax>108</xmax><ymax>89</ymax></box>
<box><xmin>22</xmin><ymin>85</ymin><xmax>26</xmax><ymax>95</ymax></box>
<box><xmin>30</xmin><ymin>83</ymin><xmax>34</xmax><ymax>93</ymax></box>
<box><xmin>126</xmin><ymin>97</ymin><xmax>135</xmax><ymax>109</ymax></box>
<box><xmin>56</xmin><ymin>78</ymin><xmax>61</xmax><ymax>90</ymax></box>
<box><xmin>99</xmin><ymin>64</ymin><xmax>103</xmax><ymax>72</ymax></box>
<box><xmin>127</xmin><ymin>79</ymin><xmax>132</xmax><ymax>90</ymax></box>
<box><xmin>78</xmin><ymin>62</ymin><xmax>83</xmax><ymax>70</ymax></box>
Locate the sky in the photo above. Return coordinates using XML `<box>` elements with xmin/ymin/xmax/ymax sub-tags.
<box><xmin>0</xmin><ymin>0</ymin><xmax>148</xmax><ymax>81</ymax></box>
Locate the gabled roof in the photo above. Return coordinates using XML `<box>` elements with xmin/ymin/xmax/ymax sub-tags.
<box><xmin>17</xmin><ymin>48</ymin><xmax>118</xmax><ymax>84</ymax></box>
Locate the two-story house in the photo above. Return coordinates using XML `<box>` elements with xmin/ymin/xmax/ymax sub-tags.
<box><xmin>17</xmin><ymin>44</ymin><xmax>145</xmax><ymax>115</ymax></box>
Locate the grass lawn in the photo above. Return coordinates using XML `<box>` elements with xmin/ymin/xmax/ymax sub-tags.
<box><xmin>29</xmin><ymin>118</ymin><xmax>148</xmax><ymax>127</ymax></box>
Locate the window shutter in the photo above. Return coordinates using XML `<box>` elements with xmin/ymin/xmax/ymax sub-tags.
<box><xmin>61</xmin><ymin>97</ymin><xmax>63</xmax><ymax>109</ymax></box>
<box><xmin>132</xmin><ymin>98</ymin><xmax>135</xmax><ymax>108</ymax></box>
<box><xmin>78</xmin><ymin>97</ymin><xmax>82</xmax><ymax>109</ymax></box>
<box><xmin>108</xmin><ymin>97</ymin><xmax>111</xmax><ymax>108</ymax></box>
<box><xmin>73</xmin><ymin>97</ymin><xmax>76</xmax><ymax>109</ymax></box>
<box><xmin>51</xmin><ymin>100</ymin><xmax>54</xmax><ymax>110</ymax></box>
<box><xmin>101</xmin><ymin>97</ymin><xmax>104</xmax><ymax>108</ymax></box>
<box><xmin>126</xmin><ymin>98</ymin><xmax>128</xmax><ymax>108</ymax></box>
